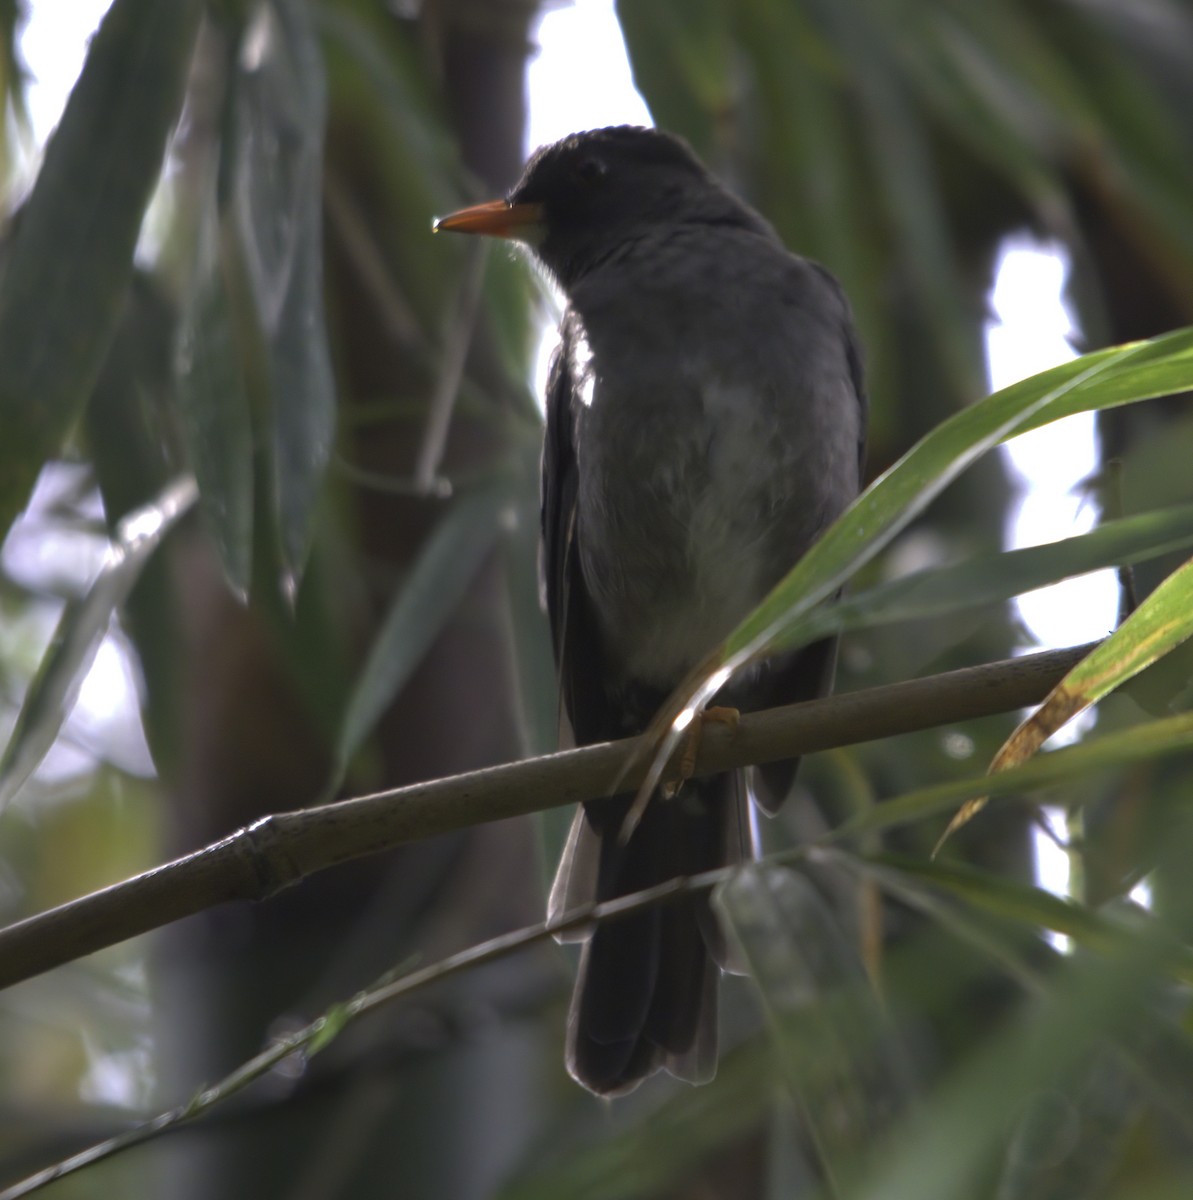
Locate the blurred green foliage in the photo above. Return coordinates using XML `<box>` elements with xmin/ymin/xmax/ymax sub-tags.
<box><xmin>1</xmin><ymin>1</ymin><xmax>1193</xmax><ymax>1198</ymax></box>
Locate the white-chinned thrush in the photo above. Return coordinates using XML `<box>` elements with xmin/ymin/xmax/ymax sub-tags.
<box><xmin>436</xmin><ymin>126</ymin><xmax>867</xmax><ymax>1096</ymax></box>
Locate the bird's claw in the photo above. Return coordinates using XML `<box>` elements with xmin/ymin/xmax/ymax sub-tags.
<box><xmin>662</xmin><ymin>705</ymin><xmax>741</xmax><ymax>798</ymax></box>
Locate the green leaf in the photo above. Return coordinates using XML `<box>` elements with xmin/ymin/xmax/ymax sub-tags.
<box><xmin>83</xmin><ymin>274</ymin><xmax>189</xmax><ymax>773</ymax></box>
<box><xmin>0</xmin><ymin>0</ymin><xmax>202</xmax><ymax>538</ymax></box>
<box><xmin>929</xmin><ymin>551</ymin><xmax>1193</xmax><ymax>849</ymax></box>
<box><xmin>233</xmin><ymin>0</ymin><xmax>335</xmax><ymax>585</ymax></box>
<box><xmin>804</xmin><ymin>0</ymin><xmax>981</xmax><ymax>398</ymax></box>
<box><xmin>780</xmin><ymin>501</ymin><xmax>1193</xmax><ymax>651</ymax></box>
<box><xmin>330</xmin><ymin>481</ymin><xmax>511</xmax><ymax>791</ymax></box>
<box><xmin>0</xmin><ymin>476</ymin><xmax>197</xmax><ymax>811</ymax></box>
<box><xmin>1105</xmin><ymin>1172</ymin><xmax>1193</xmax><ymax>1200</ymax></box>
<box><xmin>1048</xmin><ymin>4</ymin><xmax>1193</xmax><ymax>283</ymax></box>
<box><xmin>317</xmin><ymin>4</ymin><xmax>472</xmax><ymax>325</ymax></box>
<box><xmin>854</xmin><ymin>853</ymin><xmax>1193</xmax><ymax>987</ymax></box>
<box><xmin>843</xmin><ymin>840</ymin><xmax>1193</xmax><ymax>1200</ymax></box>
<box><xmin>614</xmin><ymin>0</ymin><xmax>733</xmax><ymax>157</ymax></box>
<box><xmin>715</xmin><ymin>864</ymin><xmax>913</xmax><ymax>1187</ymax></box>
<box><xmin>834</xmin><ymin>845</ymin><xmax>1193</xmax><ymax>1200</ymax></box>
<box><xmin>988</xmin><ymin>554</ymin><xmax>1193</xmax><ymax>773</ymax></box>
<box><xmin>886</xmin><ymin>4</ymin><xmax>1073</xmax><ymax>215</ymax></box>
<box><xmin>735</xmin><ymin>0</ymin><xmax>902</xmax><ymax>444</ymax></box>
<box><xmin>832</xmin><ymin>708</ymin><xmax>1193</xmax><ymax>843</ymax></box>
<box><xmin>175</xmin><ymin>197</ymin><xmax>256</xmax><ymax>598</ymax></box>
<box><xmin>1015</xmin><ymin>330</ymin><xmax>1193</xmax><ymax>430</ymax></box>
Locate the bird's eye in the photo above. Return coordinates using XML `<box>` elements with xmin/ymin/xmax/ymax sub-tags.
<box><xmin>575</xmin><ymin>156</ymin><xmax>608</xmax><ymax>185</ymax></box>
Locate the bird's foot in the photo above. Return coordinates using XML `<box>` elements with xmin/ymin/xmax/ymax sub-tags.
<box><xmin>662</xmin><ymin>706</ymin><xmax>741</xmax><ymax>798</ymax></box>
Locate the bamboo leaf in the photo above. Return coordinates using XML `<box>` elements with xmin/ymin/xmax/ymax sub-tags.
<box><xmin>940</xmin><ymin>554</ymin><xmax>1193</xmax><ymax>847</ymax></box>
<box><xmin>854</xmin><ymin>853</ymin><xmax>1193</xmax><ymax>987</ymax></box>
<box><xmin>330</xmin><ymin>481</ymin><xmax>511</xmax><ymax>791</ymax></box>
<box><xmin>831</xmin><ymin>709</ymin><xmax>1193</xmax><ymax>843</ymax></box>
<box><xmin>234</xmin><ymin>0</ymin><xmax>335</xmax><ymax>584</ymax></box>
<box><xmin>0</xmin><ymin>476</ymin><xmax>197</xmax><ymax>811</ymax></box>
<box><xmin>780</xmin><ymin>501</ymin><xmax>1193</xmax><ymax>651</ymax></box>
<box><xmin>842</xmin><ymin>824</ymin><xmax>1193</xmax><ymax>1200</ymax></box>
<box><xmin>994</xmin><ymin>556</ymin><xmax>1193</xmax><ymax>771</ymax></box>
<box><xmin>715</xmin><ymin>863</ymin><xmax>914</xmax><ymax>1186</ymax></box>
<box><xmin>0</xmin><ymin>0</ymin><xmax>202</xmax><ymax>537</ymax></box>
<box><xmin>613</xmin><ymin>0</ymin><xmax>733</xmax><ymax>158</ymax></box>
<box><xmin>175</xmin><ymin>198</ymin><xmax>255</xmax><ymax>597</ymax></box>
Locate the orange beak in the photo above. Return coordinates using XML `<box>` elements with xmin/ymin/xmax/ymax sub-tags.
<box><xmin>432</xmin><ymin>198</ymin><xmax>544</xmax><ymax>239</ymax></box>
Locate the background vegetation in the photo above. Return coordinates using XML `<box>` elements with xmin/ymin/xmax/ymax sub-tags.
<box><xmin>2</xmin><ymin>0</ymin><xmax>1193</xmax><ymax>1196</ymax></box>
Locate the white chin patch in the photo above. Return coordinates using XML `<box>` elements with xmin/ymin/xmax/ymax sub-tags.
<box><xmin>569</xmin><ymin>319</ymin><xmax>597</xmax><ymax>408</ymax></box>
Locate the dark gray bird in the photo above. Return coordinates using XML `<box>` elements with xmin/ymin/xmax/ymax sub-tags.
<box><xmin>435</xmin><ymin>126</ymin><xmax>866</xmax><ymax>1096</ymax></box>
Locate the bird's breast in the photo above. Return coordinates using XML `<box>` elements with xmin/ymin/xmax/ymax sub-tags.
<box><xmin>565</xmin><ymin>241</ymin><xmax>860</xmax><ymax>693</ymax></box>
<box><xmin>575</xmin><ymin>367</ymin><xmax>815</xmax><ymax>691</ymax></box>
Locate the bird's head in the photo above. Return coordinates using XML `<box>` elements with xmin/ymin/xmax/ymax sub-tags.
<box><xmin>434</xmin><ymin>126</ymin><xmax>759</xmax><ymax>288</ymax></box>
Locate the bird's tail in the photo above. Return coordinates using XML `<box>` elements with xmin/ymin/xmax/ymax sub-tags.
<box><xmin>548</xmin><ymin>772</ymin><xmax>752</xmax><ymax>1096</ymax></box>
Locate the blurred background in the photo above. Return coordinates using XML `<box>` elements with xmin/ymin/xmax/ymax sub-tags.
<box><xmin>2</xmin><ymin>0</ymin><xmax>1193</xmax><ymax>1197</ymax></box>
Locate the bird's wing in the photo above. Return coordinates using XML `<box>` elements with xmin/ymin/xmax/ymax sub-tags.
<box><xmin>540</xmin><ymin>316</ymin><xmax>616</xmax><ymax>746</ymax></box>
<box><xmin>539</xmin><ymin>328</ymin><xmax>577</xmax><ymax>669</ymax></box>
<box><xmin>749</xmin><ymin>262</ymin><xmax>869</xmax><ymax>815</ymax></box>
<box><xmin>810</xmin><ymin>260</ymin><xmax>869</xmax><ymax>474</ymax></box>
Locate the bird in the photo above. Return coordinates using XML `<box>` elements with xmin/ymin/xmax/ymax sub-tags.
<box><xmin>435</xmin><ymin>126</ymin><xmax>867</xmax><ymax>1096</ymax></box>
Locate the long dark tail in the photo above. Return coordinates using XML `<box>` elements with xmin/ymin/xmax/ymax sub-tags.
<box><xmin>549</xmin><ymin>773</ymin><xmax>751</xmax><ymax>1096</ymax></box>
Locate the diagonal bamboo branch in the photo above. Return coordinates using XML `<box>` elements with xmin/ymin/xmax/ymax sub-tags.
<box><xmin>0</xmin><ymin>642</ymin><xmax>1094</xmax><ymax>991</ymax></box>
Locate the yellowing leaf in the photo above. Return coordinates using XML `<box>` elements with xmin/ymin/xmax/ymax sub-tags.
<box><xmin>938</xmin><ymin>554</ymin><xmax>1193</xmax><ymax>850</ymax></box>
